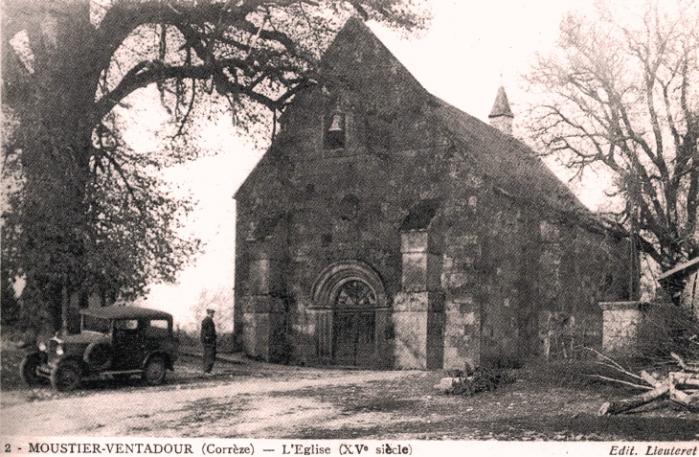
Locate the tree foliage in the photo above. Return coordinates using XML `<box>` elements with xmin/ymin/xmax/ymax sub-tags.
<box><xmin>526</xmin><ymin>0</ymin><xmax>699</xmax><ymax>302</ymax></box>
<box><xmin>1</xmin><ymin>0</ymin><xmax>428</xmax><ymax>331</ymax></box>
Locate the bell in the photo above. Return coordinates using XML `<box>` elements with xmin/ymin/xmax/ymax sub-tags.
<box><xmin>328</xmin><ymin>113</ymin><xmax>344</xmax><ymax>133</ymax></box>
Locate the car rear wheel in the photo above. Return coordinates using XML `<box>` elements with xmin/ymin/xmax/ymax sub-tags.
<box><xmin>20</xmin><ymin>353</ymin><xmax>46</xmax><ymax>386</ymax></box>
<box><xmin>50</xmin><ymin>361</ymin><xmax>81</xmax><ymax>392</ymax></box>
<box><xmin>142</xmin><ymin>356</ymin><xmax>167</xmax><ymax>386</ymax></box>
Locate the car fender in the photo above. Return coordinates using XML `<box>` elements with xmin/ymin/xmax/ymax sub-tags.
<box><xmin>25</xmin><ymin>350</ymin><xmax>48</xmax><ymax>364</ymax></box>
<box><xmin>83</xmin><ymin>341</ymin><xmax>113</xmax><ymax>370</ymax></box>
<box><xmin>50</xmin><ymin>355</ymin><xmax>86</xmax><ymax>373</ymax></box>
<box><xmin>142</xmin><ymin>351</ymin><xmax>173</xmax><ymax>370</ymax></box>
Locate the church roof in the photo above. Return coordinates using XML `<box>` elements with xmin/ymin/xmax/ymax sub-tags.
<box><xmin>237</xmin><ymin>17</ymin><xmax>605</xmax><ymax>228</ymax></box>
<box><xmin>431</xmin><ymin>96</ymin><xmax>591</xmax><ymax>218</ymax></box>
<box><xmin>488</xmin><ymin>86</ymin><xmax>514</xmax><ymax>118</ymax></box>
<box><xmin>330</xmin><ymin>19</ymin><xmax>596</xmax><ymax>220</ymax></box>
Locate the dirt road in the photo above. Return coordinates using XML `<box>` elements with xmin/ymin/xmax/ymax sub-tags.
<box><xmin>1</xmin><ymin>367</ymin><xmax>415</xmax><ymax>437</ymax></box>
<box><xmin>2</xmin><ymin>355</ymin><xmax>698</xmax><ymax>440</ymax></box>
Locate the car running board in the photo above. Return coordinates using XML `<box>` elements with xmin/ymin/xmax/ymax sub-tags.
<box><xmin>95</xmin><ymin>369</ymin><xmax>143</xmax><ymax>379</ymax></box>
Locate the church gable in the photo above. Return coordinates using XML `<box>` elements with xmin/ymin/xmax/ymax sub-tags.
<box><xmin>238</xmin><ymin>16</ymin><xmax>438</xmax><ymax>197</ymax></box>
<box><xmin>319</xmin><ymin>17</ymin><xmax>430</xmax><ymax>116</ymax></box>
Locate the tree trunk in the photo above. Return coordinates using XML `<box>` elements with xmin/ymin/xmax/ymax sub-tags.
<box><xmin>670</xmin><ymin>389</ymin><xmax>699</xmax><ymax>408</ymax></box>
<box><xmin>15</xmin><ymin>1</ymin><xmax>100</xmax><ymax>332</ymax></box>
<box><xmin>61</xmin><ymin>275</ymin><xmax>69</xmax><ymax>333</ymax></box>
<box><xmin>660</xmin><ymin>272</ymin><xmax>689</xmax><ymax>306</ymax></box>
<box><xmin>598</xmin><ymin>383</ymin><xmax>670</xmax><ymax>415</ymax></box>
<box><xmin>669</xmin><ymin>372</ymin><xmax>699</xmax><ymax>388</ymax></box>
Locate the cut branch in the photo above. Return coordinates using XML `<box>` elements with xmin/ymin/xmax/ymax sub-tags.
<box><xmin>599</xmin><ymin>382</ymin><xmax>670</xmax><ymax>416</ymax></box>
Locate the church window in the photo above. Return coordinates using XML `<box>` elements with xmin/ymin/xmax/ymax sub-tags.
<box><xmin>338</xmin><ymin>194</ymin><xmax>360</xmax><ymax>221</ymax></box>
<box><xmin>334</xmin><ymin>280</ymin><xmax>377</xmax><ymax>308</ymax></box>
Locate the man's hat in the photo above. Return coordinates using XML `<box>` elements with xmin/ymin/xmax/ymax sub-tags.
<box><xmin>206</xmin><ymin>308</ymin><xmax>215</xmax><ymax>314</ymax></box>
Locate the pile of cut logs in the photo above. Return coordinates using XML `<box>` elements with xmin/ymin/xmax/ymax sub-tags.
<box><xmin>598</xmin><ymin>352</ymin><xmax>699</xmax><ymax>415</ymax></box>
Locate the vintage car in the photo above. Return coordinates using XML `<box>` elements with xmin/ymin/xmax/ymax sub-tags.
<box><xmin>20</xmin><ymin>306</ymin><xmax>179</xmax><ymax>391</ymax></box>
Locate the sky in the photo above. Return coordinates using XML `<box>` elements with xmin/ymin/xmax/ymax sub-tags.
<box><xmin>129</xmin><ymin>0</ymin><xmax>606</xmax><ymax>329</ymax></box>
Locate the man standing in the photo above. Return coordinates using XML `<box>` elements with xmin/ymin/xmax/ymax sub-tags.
<box><xmin>200</xmin><ymin>308</ymin><xmax>217</xmax><ymax>374</ymax></box>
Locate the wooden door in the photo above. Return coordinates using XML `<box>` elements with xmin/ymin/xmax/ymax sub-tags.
<box><xmin>354</xmin><ymin>311</ymin><xmax>375</xmax><ymax>367</ymax></box>
<box><xmin>332</xmin><ymin>310</ymin><xmax>375</xmax><ymax>366</ymax></box>
<box><xmin>329</xmin><ymin>279</ymin><xmax>379</xmax><ymax>367</ymax></box>
<box><xmin>333</xmin><ymin>312</ymin><xmax>356</xmax><ymax>366</ymax></box>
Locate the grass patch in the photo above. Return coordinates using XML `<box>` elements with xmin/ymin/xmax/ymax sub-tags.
<box><xmin>1</xmin><ymin>339</ymin><xmax>27</xmax><ymax>391</ymax></box>
<box><xmin>522</xmin><ymin>359</ymin><xmax>647</xmax><ymax>393</ymax></box>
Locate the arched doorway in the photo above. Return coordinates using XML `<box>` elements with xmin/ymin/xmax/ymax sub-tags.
<box><xmin>332</xmin><ymin>279</ymin><xmax>378</xmax><ymax>366</ymax></box>
<box><xmin>311</xmin><ymin>261</ymin><xmax>387</xmax><ymax>367</ymax></box>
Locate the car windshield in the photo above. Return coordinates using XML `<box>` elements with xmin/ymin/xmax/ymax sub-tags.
<box><xmin>82</xmin><ymin>315</ymin><xmax>110</xmax><ymax>333</ymax></box>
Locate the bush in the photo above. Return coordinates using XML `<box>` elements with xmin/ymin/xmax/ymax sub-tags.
<box><xmin>448</xmin><ymin>367</ymin><xmax>516</xmax><ymax>396</ymax></box>
<box><xmin>636</xmin><ymin>303</ymin><xmax>699</xmax><ymax>363</ymax></box>
<box><xmin>481</xmin><ymin>355</ymin><xmax>525</xmax><ymax>369</ymax></box>
<box><xmin>525</xmin><ymin>359</ymin><xmax>642</xmax><ymax>391</ymax></box>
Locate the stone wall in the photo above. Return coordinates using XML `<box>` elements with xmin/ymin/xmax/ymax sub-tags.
<box><xmin>476</xmin><ymin>190</ymin><xmax>538</xmax><ymax>367</ymax></box>
<box><xmin>393</xmin><ymin>229</ymin><xmax>444</xmax><ymax>368</ymax></box>
<box><xmin>537</xmin><ymin>223</ymin><xmax>633</xmax><ymax>360</ymax></box>
<box><xmin>436</xmin><ymin>155</ymin><xmax>634</xmax><ymax>367</ymax></box>
<box><xmin>438</xmin><ymin>166</ymin><xmax>484</xmax><ymax>370</ymax></box>
<box><xmin>236</xmin><ymin>215</ymin><xmax>289</xmax><ymax>362</ymax></box>
<box><xmin>599</xmin><ymin>301</ymin><xmax>652</xmax><ymax>356</ymax></box>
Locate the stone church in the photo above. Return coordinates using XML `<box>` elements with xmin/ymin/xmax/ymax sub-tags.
<box><xmin>234</xmin><ymin>18</ymin><xmax>635</xmax><ymax>369</ymax></box>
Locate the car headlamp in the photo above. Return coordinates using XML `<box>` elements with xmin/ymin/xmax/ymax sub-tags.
<box><xmin>56</xmin><ymin>345</ymin><xmax>64</xmax><ymax>356</ymax></box>
<box><xmin>38</xmin><ymin>342</ymin><xmax>47</xmax><ymax>352</ymax></box>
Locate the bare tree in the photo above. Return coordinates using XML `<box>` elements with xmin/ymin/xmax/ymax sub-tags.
<box><xmin>526</xmin><ymin>1</ymin><xmax>699</xmax><ymax>303</ymax></box>
<box><xmin>1</xmin><ymin>0</ymin><xmax>428</xmax><ymax>331</ymax></box>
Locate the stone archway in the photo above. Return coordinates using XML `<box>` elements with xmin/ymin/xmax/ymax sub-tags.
<box><xmin>311</xmin><ymin>261</ymin><xmax>387</xmax><ymax>367</ymax></box>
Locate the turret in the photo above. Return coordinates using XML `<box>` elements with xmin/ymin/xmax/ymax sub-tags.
<box><xmin>488</xmin><ymin>86</ymin><xmax>514</xmax><ymax>135</ymax></box>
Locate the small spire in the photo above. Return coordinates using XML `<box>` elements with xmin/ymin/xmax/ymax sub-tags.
<box><xmin>488</xmin><ymin>86</ymin><xmax>514</xmax><ymax>135</ymax></box>
<box><xmin>489</xmin><ymin>86</ymin><xmax>513</xmax><ymax>119</ymax></box>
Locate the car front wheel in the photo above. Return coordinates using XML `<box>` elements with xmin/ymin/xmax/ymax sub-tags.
<box><xmin>142</xmin><ymin>356</ymin><xmax>167</xmax><ymax>386</ymax></box>
<box><xmin>50</xmin><ymin>361</ymin><xmax>81</xmax><ymax>392</ymax></box>
<box><xmin>20</xmin><ymin>353</ymin><xmax>46</xmax><ymax>386</ymax></box>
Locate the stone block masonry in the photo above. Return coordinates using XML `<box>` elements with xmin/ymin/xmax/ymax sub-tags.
<box><xmin>393</xmin><ymin>228</ymin><xmax>444</xmax><ymax>369</ymax></box>
<box><xmin>599</xmin><ymin>301</ymin><xmax>652</xmax><ymax>356</ymax></box>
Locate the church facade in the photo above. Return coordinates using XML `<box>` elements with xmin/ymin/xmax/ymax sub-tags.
<box><xmin>234</xmin><ymin>18</ymin><xmax>634</xmax><ymax>369</ymax></box>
